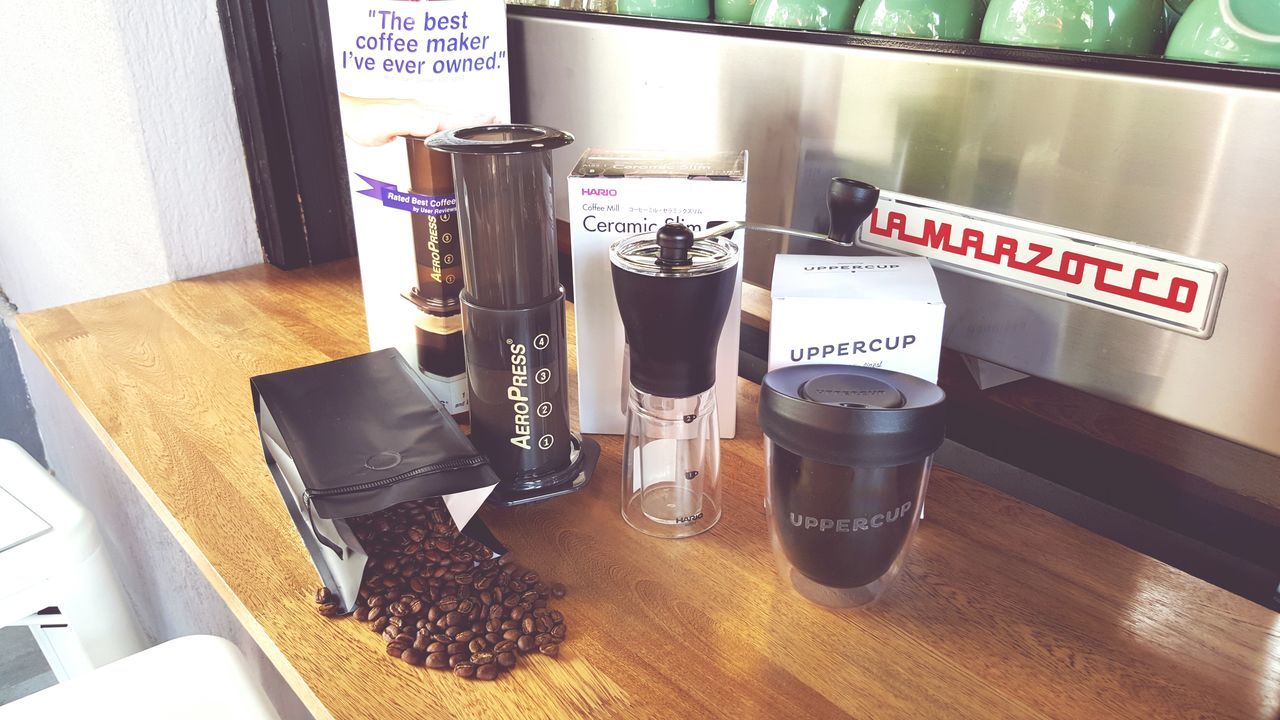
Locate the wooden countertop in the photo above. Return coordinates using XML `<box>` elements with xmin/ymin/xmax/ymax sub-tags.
<box><xmin>16</xmin><ymin>260</ymin><xmax>1279</xmax><ymax>720</ymax></box>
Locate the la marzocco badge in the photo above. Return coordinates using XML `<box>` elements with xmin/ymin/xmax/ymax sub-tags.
<box><xmin>858</xmin><ymin>192</ymin><xmax>1227</xmax><ymax>338</ymax></box>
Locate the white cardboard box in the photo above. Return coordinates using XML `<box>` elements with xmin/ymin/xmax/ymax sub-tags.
<box><xmin>769</xmin><ymin>255</ymin><xmax>945</xmax><ymax>382</ymax></box>
<box><xmin>324</xmin><ymin>0</ymin><xmax>512</xmax><ymax>413</ymax></box>
<box><xmin>569</xmin><ymin>150</ymin><xmax>748</xmax><ymax>437</ymax></box>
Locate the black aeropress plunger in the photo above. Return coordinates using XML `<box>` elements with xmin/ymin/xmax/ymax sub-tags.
<box><xmin>427</xmin><ymin>125</ymin><xmax>597</xmax><ymax>506</ymax></box>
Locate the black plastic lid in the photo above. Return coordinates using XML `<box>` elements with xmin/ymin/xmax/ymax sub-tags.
<box><xmin>759</xmin><ymin>365</ymin><xmax>945</xmax><ymax>467</ymax></box>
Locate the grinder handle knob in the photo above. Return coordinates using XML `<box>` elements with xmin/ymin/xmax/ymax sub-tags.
<box><xmin>826</xmin><ymin>178</ymin><xmax>880</xmax><ymax>246</ymax></box>
<box><xmin>656</xmin><ymin>224</ymin><xmax>696</xmax><ymax>265</ymax></box>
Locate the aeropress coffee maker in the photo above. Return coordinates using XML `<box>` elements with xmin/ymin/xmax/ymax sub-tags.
<box><xmin>611</xmin><ymin>178</ymin><xmax>884</xmax><ymax>538</ymax></box>
<box><xmin>428</xmin><ymin>125</ymin><xmax>597</xmax><ymax>506</ymax></box>
<box><xmin>760</xmin><ymin>365</ymin><xmax>945</xmax><ymax>608</ymax></box>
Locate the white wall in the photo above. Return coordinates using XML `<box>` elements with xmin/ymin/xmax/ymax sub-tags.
<box><xmin>0</xmin><ymin>1</ymin><xmax>171</xmax><ymax>310</ymax></box>
<box><xmin>0</xmin><ymin>0</ymin><xmax>260</xmax><ymax>312</ymax></box>
<box><xmin>0</xmin><ymin>3</ymin><xmax>307</xmax><ymax>716</ymax></box>
<box><xmin>113</xmin><ymin>0</ymin><xmax>263</xmax><ymax>280</ymax></box>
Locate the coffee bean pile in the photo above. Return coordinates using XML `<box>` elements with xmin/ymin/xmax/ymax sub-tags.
<box><xmin>313</xmin><ymin>498</ymin><xmax>567</xmax><ymax>681</ymax></box>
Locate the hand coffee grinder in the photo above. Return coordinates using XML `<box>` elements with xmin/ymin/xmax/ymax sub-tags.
<box><xmin>611</xmin><ymin>178</ymin><xmax>880</xmax><ymax>537</ymax></box>
<box><xmin>429</xmin><ymin>125</ymin><xmax>598</xmax><ymax>505</ymax></box>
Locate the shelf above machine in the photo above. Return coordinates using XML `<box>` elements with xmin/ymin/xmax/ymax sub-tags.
<box><xmin>508</xmin><ymin>5</ymin><xmax>1280</xmax><ymax>90</ymax></box>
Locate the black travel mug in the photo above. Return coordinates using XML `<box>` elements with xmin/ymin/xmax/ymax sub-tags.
<box><xmin>759</xmin><ymin>365</ymin><xmax>945</xmax><ymax>608</ymax></box>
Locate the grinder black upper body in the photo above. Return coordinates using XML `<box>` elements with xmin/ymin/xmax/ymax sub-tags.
<box><xmin>611</xmin><ymin>224</ymin><xmax>739</xmax><ymax>399</ymax></box>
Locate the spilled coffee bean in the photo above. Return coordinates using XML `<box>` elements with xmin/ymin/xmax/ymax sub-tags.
<box><xmin>313</xmin><ymin>497</ymin><xmax>570</xmax><ymax>681</ymax></box>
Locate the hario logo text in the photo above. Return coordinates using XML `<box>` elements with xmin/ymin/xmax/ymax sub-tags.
<box><xmin>581</xmin><ymin>188</ymin><xmax>617</xmax><ymax>196</ymax></box>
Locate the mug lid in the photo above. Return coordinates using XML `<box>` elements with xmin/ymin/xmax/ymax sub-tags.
<box><xmin>759</xmin><ymin>364</ymin><xmax>946</xmax><ymax>467</ymax></box>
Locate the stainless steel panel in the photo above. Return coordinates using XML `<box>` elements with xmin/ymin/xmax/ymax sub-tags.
<box><xmin>511</xmin><ymin>14</ymin><xmax>1280</xmax><ymax>457</ymax></box>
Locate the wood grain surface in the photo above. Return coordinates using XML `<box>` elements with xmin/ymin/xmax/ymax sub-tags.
<box><xmin>16</xmin><ymin>260</ymin><xmax>1279</xmax><ymax>720</ymax></box>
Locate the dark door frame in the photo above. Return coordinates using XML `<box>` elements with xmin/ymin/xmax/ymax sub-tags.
<box><xmin>218</xmin><ymin>0</ymin><xmax>356</xmax><ymax>269</ymax></box>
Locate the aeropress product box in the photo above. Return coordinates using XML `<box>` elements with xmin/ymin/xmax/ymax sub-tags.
<box><xmin>769</xmin><ymin>255</ymin><xmax>945</xmax><ymax>382</ymax></box>
<box><xmin>252</xmin><ymin>349</ymin><xmax>503</xmax><ymax>613</ymax></box>
<box><xmin>324</xmin><ymin>0</ymin><xmax>512</xmax><ymax>413</ymax></box>
<box><xmin>569</xmin><ymin>150</ymin><xmax>748</xmax><ymax>437</ymax></box>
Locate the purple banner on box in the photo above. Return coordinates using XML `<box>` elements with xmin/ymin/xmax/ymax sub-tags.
<box><xmin>355</xmin><ymin>174</ymin><xmax>456</xmax><ymax>216</ymax></box>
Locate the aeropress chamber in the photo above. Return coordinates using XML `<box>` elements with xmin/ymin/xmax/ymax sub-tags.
<box><xmin>428</xmin><ymin>125</ymin><xmax>597</xmax><ymax>506</ymax></box>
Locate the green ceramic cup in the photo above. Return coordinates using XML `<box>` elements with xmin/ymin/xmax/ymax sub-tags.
<box><xmin>1165</xmin><ymin>1</ymin><xmax>1184</xmax><ymax>34</ymax></box>
<box><xmin>980</xmin><ymin>0</ymin><xmax>1166</xmax><ymax>55</ymax></box>
<box><xmin>616</xmin><ymin>0</ymin><xmax>712</xmax><ymax>19</ymax></box>
<box><xmin>1166</xmin><ymin>0</ymin><xmax>1280</xmax><ymax>67</ymax></box>
<box><xmin>716</xmin><ymin>0</ymin><xmax>760</xmax><ymax>22</ymax></box>
<box><xmin>854</xmin><ymin>0</ymin><xmax>986</xmax><ymax>40</ymax></box>
<box><xmin>750</xmin><ymin>0</ymin><xmax>863</xmax><ymax>31</ymax></box>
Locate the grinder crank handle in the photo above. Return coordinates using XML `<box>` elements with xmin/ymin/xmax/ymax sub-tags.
<box><xmin>825</xmin><ymin>178</ymin><xmax>880</xmax><ymax>246</ymax></box>
<box><xmin>692</xmin><ymin>178</ymin><xmax>881</xmax><ymax>248</ymax></box>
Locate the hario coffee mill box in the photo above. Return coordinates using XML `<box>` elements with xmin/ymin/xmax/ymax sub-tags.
<box><xmin>569</xmin><ymin>150</ymin><xmax>748</xmax><ymax>437</ymax></box>
<box><xmin>769</xmin><ymin>255</ymin><xmax>945</xmax><ymax>382</ymax></box>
